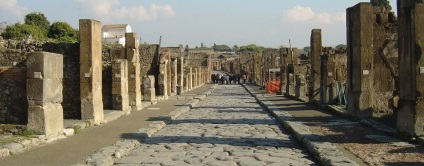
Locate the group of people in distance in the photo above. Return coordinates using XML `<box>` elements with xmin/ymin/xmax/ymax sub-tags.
<box><xmin>211</xmin><ymin>73</ymin><xmax>241</xmax><ymax>84</ymax></box>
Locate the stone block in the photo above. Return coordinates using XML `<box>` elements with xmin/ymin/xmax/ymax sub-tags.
<box><xmin>79</xmin><ymin>19</ymin><xmax>102</xmax><ymax>84</ymax></box>
<box><xmin>112</xmin><ymin>94</ymin><xmax>130</xmax><ymax>112</ymax></box>
<box><xmin>28</xmin><ymin>103</ymin><xmax>64</xmax><ymax>138</ymax></box>
<box><xmin>27</xmin><ymin>78</ymin><xmax>63</xmax><ymax>104</ymax></box>
<box><xmin>128</xmin><ymin>80</ymin><xmax>141</xmax><ymax>92</ymax></box>
<box><xmin>112</xmin><ymin>59</ymin><xmax>128</xmax><ymax>81</ymax></box>
<box><xmin>111</xmin><ymin>47</ymin><xmax>125</xmax><ymax>60</ymax></box>
<box><xmin>143</xmin><ymin>88</ymin><xmax>155</xmax><ymax>101</ymax></box>
<box><xmin>143</xmin><ymin>75</ymin><xmax>155</xmax><ymax>89</ymax></box>
<box><xmin>112</xmin><ymin>82</ymin><xmax>128</xmax><ymax>95</ymax></box>
<box><xmin>26</xmin><ymin>52</ymin><xmax>63</xmax><ymax>79</ymax></box>
<box><xmin>128</xmin><ymin>91</ymin><xmax>141</xmax><ymax>106</ymax></box>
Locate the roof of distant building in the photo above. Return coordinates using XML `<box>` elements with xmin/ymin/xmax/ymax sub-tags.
<box><xmin>102</xmin><ymin>24</ymin><xmax>129</xmax><ymax>29</ymax></box>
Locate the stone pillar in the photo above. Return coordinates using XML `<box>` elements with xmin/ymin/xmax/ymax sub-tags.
<box><xmin>397</xmin><ymin>0</ymin><xmax>424</xmax><ymax>137</ymax></box>
<box><xmin>295</xmin><ymin>74</ymin><xmax>306</xmax><ymax>99</ymax></box>
<box><xmin>27</xmin><ymin>52</ymin><xmax>63</xmax><ymax>137</ymax></box>
<box><xmin>346</xmin><ymin>3</ymin><xmax>373</xmax><ymax>118</ymax></box>
<box><xmin>207</xmin><ymin>55</ymin><xmax>212</xmax><ymax>82</ymax></box>
<box><xmin>79</xmin><ymin>19</ymin><xmax>103</xmax><ymax>124</ymax></box>
<box><xmin>309</xmin><ymin>29</ymin><xmax>322</xmax><ymax>103</ymax></box>
<box><xmin>193</xmin><ymin>68</ymin><xmax>198</xmax><ymax>87</ymax></box>
<box><xmin>320</xmin><ymin>55</ymin><xmax>329</xmax><ymax>104</ymax></box>
<box><xmin>112</xmin><ymin>59</ymin><xmax>129</xmax><ymax>113</ymax></box>
<box><xmin>125</xmin><ymin>33</ymin><xmax>142</xmax><ymax>111</ymax></box>
<box><xmin>188</xmin><ymin>68</ymin><xmax>193</xmax><ymax>90</ymax></box>
<box><xmin>279</xmin><ymin>48</ymin><xmax>286</xmax><ymax>95</ymax></box>
<box><xmin>286</xmin><ymin>48</ymin><xmax>298</xmax><ymax>97</ymax></box>
<box><xmin>178</xmin><ymin>56</ymin><xmax>184</xmax><ymax>92</ymax></box>
<box><xmin>171</xmin><ymin>59</ymin><xmax>177</xmax><ymax>95</ymax></box>
<box><xmin>142</xmin><ymin>75</ymin><xmax>156</xmax><ymax>103</ymax></box>
<box><xmin>158</xmin><ymin>56</ymin><xmax>168</xmax><ymax>97</ymax></box>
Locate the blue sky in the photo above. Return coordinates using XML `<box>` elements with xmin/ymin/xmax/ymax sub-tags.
<box><xmin>0</xmin><ymin>0</ymin><xmax>397</xmax><ymax>48</ymax></box>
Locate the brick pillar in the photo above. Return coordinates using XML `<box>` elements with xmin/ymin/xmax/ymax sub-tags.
<box><xmin>309</xmin><ymin>29</ymin><xmax>322</xmax><ymax>103</ymax></box>
<box><xmin>79</xmin><ymin>19</ymin><xmax>103</xmax><ymax>124</ymax></box>
<box><xmin>112</xmin><ymin>59</ymin><xmax>129</xmax><ymax>113</ymax></box>
<box><xmin>125</xmin><ymin>33</ymin><xmax>142</xmax><ymax>111</ymax></box>
<box><xmin>346</xmin><ymin>3</ymin><xmax>373</xmax><ymax>118</ymax></box>
<box><xmin>27</xmin><ymin>52</ymin><xmax>63</xmax><ymax>137</ymax></box>
<box><xmin>397</xmin><ymin>0</ymin><xmax>424</xmax><ymax>137</ymax></box>
<box><xmin>143</xmin><ymin>75</ymin><xmax>156</xmax><ymax>103</ymax></box>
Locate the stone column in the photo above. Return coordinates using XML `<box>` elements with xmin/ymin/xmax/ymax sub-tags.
<box><xmin>158</xmin><ymin>55</ymin><xmax>168</xmax><ymax>98</ymax></box>
<box><xmin>143</xmin><ymin>75</ymin><xmax>156</xmax><ymax>103</ymax></box>
<box><xmin>178</xmin><ymin>56</ymin><xmax>184</xmax><ymax>92</ymax></box>
<box><xmin>125</xmin><ymin>33</ymin><xmax>142</xmax><ymax>111</ymax></box>
<box><xmin>207</xmin><ymin>55</ymin><xmax>212</xmax><ymax>82</ymax></box>
<box><xmin>79</xmin><ymin>19</ymin><xmax>103</xmax><ymax>124</ymax></box>
<box><xmin>27</xmin><ymin>52</ymin><xmax>63</xmax><ymax>137</ymax></box>
<box><xmin>193</xmin><ymin>68</ymin><xmax>198</xmax><ymax>87</ymax></box>
<box><xmin>171</xmin><ymin>59</ymin><xmax>177</xmax><ymax>95</ymax></box>
<box><xmin>188</xmin><ymin>68</ymin><xmax>193</xmax><ymax>90</ymax></box>
<box><xmin>112</xmin><ymin>59</ymin><xmax>129</xmax><ymax>113</ymax></box>
<box><xmin>320</xmin><ymin>55</ymin><xmax>329</xmax><ymax>104</ymax></box>
<box><xmin>309</xmin><ymin>29</ymin><xmax>322</xmax><ymax>103</ymax></box>
<box><xmin>279</xmin><ymin>48</ymin><xmax>286</xmax><ymax>95</ymax></box>
<box><xmin>397</xmin><ymin>0</ymin><xmax>424</xmax><ymax>137</ymax></box>
<box><xmin>346</xmin><ymin>3</ymin><xmax>373</xmax><ymax>118</ymax></box>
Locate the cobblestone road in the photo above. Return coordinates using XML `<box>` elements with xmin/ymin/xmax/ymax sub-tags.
<box><xmin>114</xmin><ymin>84</ymin><xmax>316</xmax><ymax>166</ymax></box>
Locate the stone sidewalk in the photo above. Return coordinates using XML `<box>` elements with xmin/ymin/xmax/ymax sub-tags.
<box><xmin>79</xmin><ymin>84</ymin><xmax>316</xmax><ymax>166</ymax></box>
<box><xmin>243</xmin><ymin>84</ymin><xmax>424</xmax><ymax>166</ymax></box>
<box><xmin>0</xmin><ymin>84</ymin><xmax>216</xmax><ymax>166</ymax></box>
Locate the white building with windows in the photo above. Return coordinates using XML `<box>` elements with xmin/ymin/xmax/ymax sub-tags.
<box><xmin>101</xmin><ymin>24</ymin><xmax>132</xmax><ymax>46</ymax></box>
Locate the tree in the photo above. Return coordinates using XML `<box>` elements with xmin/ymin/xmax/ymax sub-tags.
<box><xmin>212</xmin><ymin>44</ymin><xmax>232</xmax><ymax>52</ymax></box>
<box><xmin>370</xmin><ymin>0</ymin><xmax>392</xmax><ymax>11</ymax></box>
<box><xmin>1</xmin><ymin>23</ymin><xmax>45</xmax><ymax>40</ymax></box>
<box><xmin>48</xmin><ymin>21</ymin><xmax>78</xmax><ymax>43</ymax></box>
<box><xmin>239</xmin><ymin>44</ymin><xmax>264</xmax><ymax>53</ymax></box>
<box><xmin>335</xmin><ymin>44</ymin><xmax>347</xmax><ymax>50</ymax></box>
<box><xmin>303</xmin><ymin>46</ymin><xmax>311</xmax><ymax>52</ymax></box>
<box><xmin>232</xmin><ymin>45</ymin><xmax>239</xmax><ymax>52</ymax></box>
<box><xmin>25</xmin><ymin>12</ymin><xmax>50</xmax><ymax>36</ymax></box>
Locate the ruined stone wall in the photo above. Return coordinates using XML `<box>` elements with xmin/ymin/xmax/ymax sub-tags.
<box><xmin>0</xmin><ymin>42</ymin><xmax>81</xmax><ymax>124</ymax></box>
<box><xmin>140</xmin><ymin>44</ymin><xmax>159</xmax><ymax>76</ymax></box>
<box><xmin>42</xmin><ymin>43</ymin><xmax>80</xmax><ymax>119</ymax></box>
<box><xmin>371</xmin><ymin>8</ymin><xmax>398</xmax><ymax>116</ymax></box>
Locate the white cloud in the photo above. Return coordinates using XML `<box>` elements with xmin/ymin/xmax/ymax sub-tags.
<box><xmin>283</xmin><ymin>6</ymin><xmax>314</xmax><ymax>22</ymax></box>
<box><xmin>283</xmin><ymin>6</ymin><xmax>345</xmax><ymax>24</ymax></box>
<box><xmin>75</xmin><ymin>0</ymin><xmax>175</xmax><ymax>22</ymax></box>
<box><xmin>0</xmin><ymin>0</ymin><xmax>28</xmax><ymax>18</ymax></box>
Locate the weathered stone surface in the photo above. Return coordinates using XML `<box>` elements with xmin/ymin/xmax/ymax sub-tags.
<box><xmin>347</xmin><ymin>3</ymin><xmax>373</xmax><ymax>118</ymax></box>
<box><xmin>27</xmin><ymin>78</ymin><xmax>63</xmax><ymax>104</ymax></box>
<box><xmin>142</xmin><ymin>75</ymin><xmax>156</xmax><ymax>102</ymax></box>
<box><xmin>397</xmin><ymin>1</ymin><xmax>424</xmax><ymax>137</ymax></box>
<box><xmin>28</xmin><ymin>103</ymin><xmax>63</xmax><ymax>137</ymax></box>
<box><xmin>79</xmin><ymin>19</ymin><xmax>104</xmax><ymax>124</ymax></box>
<box><xmin>26</xmin><ymin>52</ymin><xmax>63</xmax><ymax>79</ymax></box>
<box><xmin>309</xmin><ymin>29</ymin><xmax>322</xmax><ymax>103</ymax></box>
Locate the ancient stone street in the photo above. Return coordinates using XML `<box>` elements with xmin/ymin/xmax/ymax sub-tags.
<box><xmin>114</xmin><ymin>84</ymin><xmax>316</xmax><ymax>165</ymax></box>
